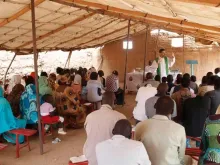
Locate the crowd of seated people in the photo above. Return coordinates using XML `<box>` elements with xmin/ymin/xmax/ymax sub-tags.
<box><xmin>0</xmin><ymin>66</ymin><xmax>123</xmax><ymax>144</ymax></box>
<box><xmin>84</xmin><ymin>68</ymin><xmax>220</xmax><ymax>165</ymax></box>
<box><xmin>1</xmin><ymin>66</ymin><xmax>220</xmax><ymax>164</ymax></box>
<box><xmin>132</xmin><ymin>67</ymin><xmax>220</xmax><ymax>165</ymax></box>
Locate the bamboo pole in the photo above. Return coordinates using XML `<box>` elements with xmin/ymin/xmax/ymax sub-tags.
<box><xmin>123</xmin><ymin>20</ymin><xmax>131</xmax><ymax>106</ymax></box>
<box><xmin>18</xmin><ymin>12</ymin><xmax>96</xmax><ymax>48</ymax></box>
<box><xmin>143</xmin><ymin>28</ymin><xmax>148</xmax><ymax>82</ymax></box>
<box><xmin>0</xmin><ymin>0</ymin><xmax>45</xmax><ymax>28</ymax></box>
<box><xmin>31</xmin><ymin>0</ymin><xmax>43</xmax><ymax>155</ymax></box>
<box><xmin>58</xmin><ymin>0</ymin><xmax>220</xmax><ymax>33</ymax></box>
<box><xmin>4</xmin><ymin>54</ymin><xmax>16</xmax><ymax>86</ymax></box>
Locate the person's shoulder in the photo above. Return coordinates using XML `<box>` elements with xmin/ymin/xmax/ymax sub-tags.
<box><xmin>126</xmin><ymin>138</ymin><xmax>145</xmax><ymax>148</ymax></box>
<box><xmin>205</xmin><ymin>90</ymin><xmax>214</xmax><ymax>96</ymax></box>
<box><xmin>86</xmin><ymin>110</ymin><xmax>101</xmax><ymax>119</ymax></box>
<box><xmin>136</xmin><ymin>120</ymin><xmax>149</xmax><ymax>129</ymax></box>
<box><xmin>112</xmin><ymin>110</ymin><xmax>126</xmax><ymax>119</ymax></box>
<box><xmin>96</xmin><ymin>139</ymin><xmax>110</xmax><ymax>151</ymax></box>
<box><xmin>169</xmin><ymin>120</ymin><xmax>185</xmax><ymax>130</ymax></box>
<box><xmin>147</xmin><ymin>96</ymin><xmax>158</xmax><ymax>100</ymax></box>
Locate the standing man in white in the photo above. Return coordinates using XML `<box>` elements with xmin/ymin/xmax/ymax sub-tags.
<box><xmin>153</xmin><ymin>48</ymin><xmax>175</xmax><ymax>78</ymax></box>
<box><xmin>96</xmin><ymin>119</ymin><xmax>151</xmax><ymax>165</ymax></box>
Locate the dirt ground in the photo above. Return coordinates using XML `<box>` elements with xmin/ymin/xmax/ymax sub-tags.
<box><xmin>0</xmin><ymin>93</ymin><xmax>196</xmax><ymax>165</ymax></box>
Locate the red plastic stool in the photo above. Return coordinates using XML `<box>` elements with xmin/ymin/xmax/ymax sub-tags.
<box><xmin>41</xmin><ymin>120</ymin><xmax>59</xmax><ymax>143</ymax></box>
<box><xmin>9</xmin><ymin>129</ymin><xmax>37</xmax><ymax>158</ymax></box>
<box><xmin>0</xmin><ymin>143</ymin><xmax>7</xmax><ymax>151</ymax></box>
<box><xmin>69</xmin><ymin>161</ymin><xmax>88</xmax><ymax>165</ymax></box>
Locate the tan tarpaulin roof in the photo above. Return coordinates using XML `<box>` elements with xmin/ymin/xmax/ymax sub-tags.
<box><xmin>0</xmin><ymin>0</ymin><xmax>220</xmax><ymax>54</ymax></box>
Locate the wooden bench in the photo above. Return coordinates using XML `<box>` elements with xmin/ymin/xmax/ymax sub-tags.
<box><xmin>9</xmin><ymin>129</ymin><xmax>37</xmax><ymax>158</ymax></box>
<box><xmin>0</xmin><ymin>143</ymin><xmax>7</xmax><ymax>151</ymax></box>
<box><xmin>69</xmin><ymin>161</ymin><xmax>88</xmax><ymax>165</ymax></box>
<box><xmin>41</xmin><ymin>120</ymin><xmax>59</xmax><ymax>144</ymax></box>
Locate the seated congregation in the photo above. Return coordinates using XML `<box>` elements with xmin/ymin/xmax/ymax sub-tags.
<box><xmin>1</xmin><ymin>66</ymin><xmax>220</xmax><ymax>165</ymax></box>
<box><xmin>0</xmin><ymin>67</ymin><xmax>122</xmax><ymax>144</ymax></box>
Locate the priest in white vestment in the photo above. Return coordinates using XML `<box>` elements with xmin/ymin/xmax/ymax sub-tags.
<box><xmin>153</xmin><ymin>48</ymin><xmax>175</xmax><ymax>78</ymax></box>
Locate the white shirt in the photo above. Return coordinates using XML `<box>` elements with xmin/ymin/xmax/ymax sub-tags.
<box><xmin>86</xmin><ymin>80</ymin><xmax>102</xmax><ymax>102</ymax></box>
<box><xmin>133</xmin><ymin>85</ymin><xmax>157</xmax><ymax>121</ymax></box>
<box><xmin>96</xmin><ymin>135</ymin><xmax>151</xmax><ymax>165</ymax></box>
<box><xmin>145</xmin><ymin>96</ymin><xmax>177</xmax><ymax>119</ymax></box>
<box><xmin>83</xmin><ymin>105</ymin><xmax>126</xmax><ymax>165</ymax></box>
<box><xmin>135</xmin><ymin>115</ymin><xmax>186</xmax><ymax>165</ymax></box>
<box><xmin>40</xmin><ymin>102</ymin><xmax>55</xmax><ymax>116</ymax></box>
<box><xmin>145</xmin><ymin>65</ymin><xmax>157</xmax><ymax>75</ymax></box>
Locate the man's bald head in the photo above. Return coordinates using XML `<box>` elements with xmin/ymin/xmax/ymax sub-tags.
<box><xmin>112</xmin><ymin>119</ymin><xmax>132</xmax><ymax>139</ymax></box>
<box><xmin>157</xmin><ymin>83</ymin><xmax>168</xmax><ymax>95</ymax></box>
<box><xmin>155</xmin><ymin>96</ymin><xmax>174</xmax><ymax>116</ymax></box>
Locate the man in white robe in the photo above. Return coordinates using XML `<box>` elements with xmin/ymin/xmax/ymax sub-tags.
<box><xmin>153</xmin><ymin>48</ymin><xmax>175</xmax><ymax>78</ymax></box>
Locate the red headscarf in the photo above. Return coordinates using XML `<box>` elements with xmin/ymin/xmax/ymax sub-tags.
<box><xmin>30</xmin><ymin>72</ymin><xmax>36</xmax><ymax>80</ymax></box>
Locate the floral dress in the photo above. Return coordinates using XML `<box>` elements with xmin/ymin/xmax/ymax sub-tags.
<box><xmin>199</xmin><ymin>114</ymin><xmax>220</xmax><ymax>164</ymax></box>
<box><xmin>55</xmin><ymin>87</ymin><xmax>86</xmax><ymax>128</ymax></box>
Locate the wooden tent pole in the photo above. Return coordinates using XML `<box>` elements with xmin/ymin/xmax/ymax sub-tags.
<box><xmin>0</xmin><ymin>0</ymin><xmax>45</xmax><ymax>28</ymax></box>
<box><xmin>123</xmin><ymin>20</ymin><xmax>131</xmax><ymax>106</ymax></box>
<box><xmin>143</xmin><ymin>28</ymin><xmax>148</xmax><ymax>82</ymax></box>
<box><xmin>4</xmin><ymin>54</ymin><xmax>16</xmax><ymax>86</ymax></box>
<box><xmin>31</xmin><ymin>0</ymin><xmax>43</xmax><ymax>155</ymax></box>
<box><xmin>183</xmin><ymin>34</ymin><xmax>185</xmax><ymax>73</ymax></box>
<box><xmin>56</xmin><ymin>0</ymin><xmax>220</xmax><ymax>33</ymax></box>
<box><xmin>155</xmin><ymin>29</ymin><xmax>161</xmax><ymax>58</ymax></box>
<box><xmin>65</xmin><ymin>51</ymin><xmax>72</xmax><ymax>68</ymax></box>
<box><xmin>18</xmin><ymin>13</ymin><xmax>95</xmax><ymax>48</ymax></box>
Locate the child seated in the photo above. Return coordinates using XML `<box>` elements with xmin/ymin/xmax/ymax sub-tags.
<box><xmin>40</xmin><ymin>94</ymin><xmax>66</xmax><ymax>144</ymax></box>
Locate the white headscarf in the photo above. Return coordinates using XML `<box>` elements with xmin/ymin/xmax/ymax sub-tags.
<box><xmin>8</xmin><ymin>75</ymin><xmax>22</xmax><ymax>93</ymax></box>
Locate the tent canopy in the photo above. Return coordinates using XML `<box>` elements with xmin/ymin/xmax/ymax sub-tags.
<box><xmin>0</xmin><ymin>0</ymin><xmax>220</xmax><ymax>54</ymax></box>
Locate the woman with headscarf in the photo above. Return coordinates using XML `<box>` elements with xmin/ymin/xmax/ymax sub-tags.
<box><xmin>0</xmin><ymin>86</ymin><xmax>26</xmax><ymax>144</ymax></box>
<box><xmin>39</xmin><ymin>74</ymin><xmax>52</xmax><ymax>96</ymax></box>
<box><xmin>7</xmin><ymin>84</ymin><xmax>25</xmax><ymax>117</ymax></box>
<box><xmin>20</xmin><ymin>76</ymin><xmax>39</xmax><ymax>124</ymax></box>
<box><xmin>7</xmin><ymin>75</ymin><xmax>22</xmax><ymax>94</ymax></box>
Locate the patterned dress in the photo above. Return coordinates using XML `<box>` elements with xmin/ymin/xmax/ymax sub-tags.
<box><xmin>20</xmin><ymin>84</ymin><xmax>39</xmax><ymax>124</ymax></box>
<box><xmin>199</xmin><ymin>114</ymin><xmax>220</xmax><ymax>164</ymax></box>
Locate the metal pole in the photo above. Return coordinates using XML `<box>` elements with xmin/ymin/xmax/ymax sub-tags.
<box><xmin>123</xmin><ymin>19</ymin><xmax>131</xmax><ymax>106</ymax></box>
<box><xmin>4</xmin><ymin>54</ymin><xmax>16</xmax><ymax>86</ymax></box>
<box><xmin>31</xmin><ymin>0</ymin><xmax>43</xmax><ymax>155</ymax></box>
<box><xmin>143</xmin><ymin>28</ymin><xmax>148</xmax><ymax>82</ymax></box>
